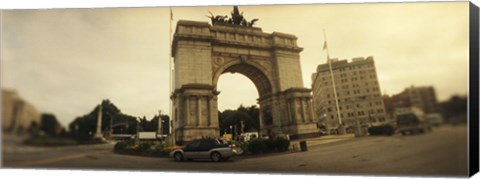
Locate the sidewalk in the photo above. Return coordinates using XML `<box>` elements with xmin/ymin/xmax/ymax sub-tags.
<box><xmin>289</xmin><ymin>134</ymin><xmax>356</xmax><ymax>151</ymax></box>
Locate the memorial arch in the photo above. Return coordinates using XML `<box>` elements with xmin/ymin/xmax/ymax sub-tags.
<box><xmin>171</xmin><ymin>16</ymin><xmax>320</xmax><ymax>144</ymax></box>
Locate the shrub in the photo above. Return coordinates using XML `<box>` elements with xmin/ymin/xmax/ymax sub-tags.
<box><xmin>146</xmin><ymin>143</ymin><xmax>170</xmax><ymax>156</ymax></box>
<box><xmin>246</xmin><ymin>137</ymin><xmax>290</xmax><ymax>154</ymax></box>
<box><xmin>138</xmin><ymin>141</ymin><xmax>154</xmax><ymax>152</ymax></box>
<box><xmin>264</xmin><ymin>138</ymin><xmax>276</xmax><ymax>152</ymax></box>
<box><xmin>273</xmin><ymin>137</ymin><xmax>290</xmax><ymax>152</ymax></box>
<box><xmin>248</xmin><ymin>139</ymin><xmax>267</xmax><ymax>154</ymax></box>
<box><xmin>114</xmin><ymin>141</ymin><xmax>128</xmax><ymax>151</ymax></box>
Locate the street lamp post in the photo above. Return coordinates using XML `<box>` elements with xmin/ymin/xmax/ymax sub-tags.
<box><xmin>230</xmin><ymin>125</ymin><xmax>233</xmax><ymax>139</ymax></box>
<box><xmin>350</xmin><ymin>96</ymin><xmax>367</xmax><ymax>137</ymax></box>
<box><xmin>108</xmin><ymin>113</ymin><xmax>113</xmax><ymax>140</ymax></box>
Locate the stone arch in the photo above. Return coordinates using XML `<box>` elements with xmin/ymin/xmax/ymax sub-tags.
<box><xmin>213</xmin><ymin>59</ymin><xmax>273</xmax><ymax>98</ymax></box>
<box><xmin>170</xmin><ymin>20</ymin><xmax>320</xmax><ymax>144</ymax></box>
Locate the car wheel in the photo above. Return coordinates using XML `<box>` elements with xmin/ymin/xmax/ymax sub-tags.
<box><xmin>174</xmin><ymin>152</ymin><xmax>184</xmax><ymax>161</ymax></box>
<box><xmin>210</xmin><ymin>152</ymin><xmax>222</xmax><ymax>162</ymax></box>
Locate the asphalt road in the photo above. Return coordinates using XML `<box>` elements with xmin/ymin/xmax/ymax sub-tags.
<box><xmin>2</xmin><ymin>124</ymin><xmax>468</xmax><ymax>177</ymax></box>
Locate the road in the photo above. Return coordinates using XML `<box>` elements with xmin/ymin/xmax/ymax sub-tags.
<box><xmin>2</xmin><ymin>124</ymin><xmax>468</xmax><ymax>177</ymax></box>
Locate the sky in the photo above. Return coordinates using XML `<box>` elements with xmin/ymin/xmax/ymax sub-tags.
<box><xmin>1</xmin><ymin>2</ymin><xmax>470</xmax><ymax>127</ymax></box>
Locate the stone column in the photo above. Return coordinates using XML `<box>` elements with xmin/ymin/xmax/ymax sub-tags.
<box><xmin>206</xmin><ymin>96</ymin><xmax>211</xmax><ymax>127</ymax></box>
<box><xmin>301</xmin><ymin>98</ymin><xmax>306</xmax><ymax>123</ymax></box>
<box><xmin>197</xmin><ymin>96</ymin><xmax>202</xmax><ymax>127</ymax></box>
<box><xmin>185</xmin><ymin>96</ymin><xmax>190</xmax><ymax>127</ymax></box>
<box><xmin>287</xmin><ymin>99</ymin><xmax>293</xmax><ymax>124</ymax></box>
<box><xmin>309</xmin><ymin>98</ymin><xmax>315</xmax><ymax>123</ymax></box>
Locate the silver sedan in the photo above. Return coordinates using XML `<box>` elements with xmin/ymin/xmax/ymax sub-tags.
<box><xmin>169</xmin><ymin>138</ymin><xmax>242</xmax><ymax>162</ymax></box>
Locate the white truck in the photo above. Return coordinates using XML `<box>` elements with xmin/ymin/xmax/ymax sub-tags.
<box><xmin>395</xmin><ymin>107</ymin><xmax>432</xmax><ymax>135</ymax></box>
<box><xmin>240</xmin><ymin>132</ymin><xmax>259</xmax><ymax>142</ymax></box>
<box><xmin>137</xmin><ymin>132</ymin><xmax>157</xmax><ymax>140</ymax></box>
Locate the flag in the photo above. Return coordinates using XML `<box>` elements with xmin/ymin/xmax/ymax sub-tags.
<box><xmin>322</xmin><ymin>41</ymin><xmax>328</xmax><ymax>50</ymax></box>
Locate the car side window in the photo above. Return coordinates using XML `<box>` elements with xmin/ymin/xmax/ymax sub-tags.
<box><xmin>199</xmin><ymin>139</ymin><xmax>215</xmax><ymax>149</ymax></box>
<box><xmin>188</xmin><ymin>141</ymin><xmax>201</xmax><ymax>148</ymax></box>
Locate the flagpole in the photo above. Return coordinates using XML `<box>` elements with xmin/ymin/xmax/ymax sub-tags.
<box><xmin>169</xmin><ymin>7</ymin><xmax>173</xmax><ymax>137</ymax></box>
<box><xmin>323</xmin><ymin>29</ymin><xmax>343</xmax><ymax>131</ymax></box>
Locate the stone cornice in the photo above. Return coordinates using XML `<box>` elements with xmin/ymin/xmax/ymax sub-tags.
<box><xmin>173</xmin><ymin>20</ymin><xmax>304</xmax><ymax>56</ymax></box>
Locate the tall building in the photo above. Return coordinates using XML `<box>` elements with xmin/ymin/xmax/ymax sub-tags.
<box><xmin>311</xmin><ymin>56</ymin><xmax>387</xmax><ymax>134</ymax></box>
<box><xmin>383</xmin><ymin>86</ymin><xmax>440</xmax><ymax>117</ymax></box>
<box><xmin>2</xmin><ymin>89</ymin><xmax>41</xmax><ymax>134</ymax></box>
<box><xmin>405</xmin><ymin>86</ymin><xmax>440</xmax><ymax>114</ymax></box>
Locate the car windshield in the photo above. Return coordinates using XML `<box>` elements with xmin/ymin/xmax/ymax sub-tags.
<box><xmin>187</xmin><ymin>140</ymin><xmax>202</xmax><ymax>148</ymax></box>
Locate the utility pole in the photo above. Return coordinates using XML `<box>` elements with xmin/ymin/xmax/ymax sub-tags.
<box><xmin>108</xmin><ymin>113</ymin><xmax>113</xmax><ymax>139</ymax></box>
<box><xmin>157</xmin><ymin>110</ymin><xmax>163</xmax><ymax>137</ymax></box>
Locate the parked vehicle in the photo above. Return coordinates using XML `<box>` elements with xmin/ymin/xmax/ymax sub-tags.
<box><xmin>239</xmin><ymin>132</ymin><xmax>259</xmax><ymax>142</ymax></box>
<box><xmin>425</xmin><ymin>113</ymin><xmax>444</xmax><ymax>126</ymax></box>
<box><xmin>169</xmin><ymin>138</ymin><xmax>242</xmax><ymax>162</ymax></box>
<box><xmin>396</xmin><ymin>109</ymin><xmax>432</xmax><ymax>135</ymax></box>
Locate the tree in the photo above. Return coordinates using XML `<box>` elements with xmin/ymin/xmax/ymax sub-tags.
<box><xmin>40</xmin><ymin>113</ymin><xmax>62</xmax><ymax>137</ymax></box>
<box><xmin>218</xmin><ymin>105</ymin><xmax>260</xmax><ymax>136</ymax></box>
<box><xmin>439</xmin><ymin>95</ymin><xmax>467</xmax><ymax>123</ymax></box>
<box><xmin>68</xmin><ymin>99</ymin><xmax>138</xmax><ymax>141</ymax></box>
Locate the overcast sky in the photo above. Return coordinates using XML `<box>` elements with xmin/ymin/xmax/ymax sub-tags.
<box><xmin>1</xmin><ymin>2</ymin><xmax>469</xmax><ymax>127</ymax></box>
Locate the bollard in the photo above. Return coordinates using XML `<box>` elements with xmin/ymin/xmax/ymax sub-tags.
<box><xmin>300</xmin><ymin>141</ymin><xmax>307</xmax><ymax>152</ymax></box>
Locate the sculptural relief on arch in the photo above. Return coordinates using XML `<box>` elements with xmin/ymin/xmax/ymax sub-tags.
<box><xmin>171</xmin><ymin>7</ymin><xmax>320</xmax><ymax>144</ymax></box>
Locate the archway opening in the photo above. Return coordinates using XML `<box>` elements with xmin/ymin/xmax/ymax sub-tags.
<box><xmin>217</xmin><ymin>73</ymin><xmax>260</xmax><ymax>139</ymax></box>
<box><xmin>215</xmin><ymin>62</ymin><xmax>273</xmax><ymax>139</ymax></box>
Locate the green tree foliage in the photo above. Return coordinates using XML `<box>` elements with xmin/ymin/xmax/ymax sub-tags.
<box><xmin>68</xmin><ymin>99</ymin><xmax>170</xmax><ymax>141</ymax></box>
<box><xmin>218</xmin><ymin>105</ymin><xmax>260</xmax><ymax>136</ymax></box>
<box><xmin>68</xmin><ymin>99</ymin><xmax>138</xmax><ymax>141</ymax></box>
<box><xmin>439</xmin><ymin>95</ymin><xmax>467</xmax><ymax>123</ymax></box>
<box><xmin>139</xmin><ymin>114</ymin><xmax>170</xmax><ymax>134</ymax></box>
<box><xmin>40</xmin><ymin>113</ymin><xmax>62</xmax><ymax>137</ymax></box>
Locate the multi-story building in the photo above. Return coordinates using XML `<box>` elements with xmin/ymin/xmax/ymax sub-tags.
<box><xmin>311</xmin><ymin>56</ymin><xmax>387</xmax><ymax>134</ymax></box>
<box><xmin>2</xmin><ymin>89</ymin><xmax>41</xmax><ymax>134</ymax></box>
<box><xmin>383</xmin><ymin>86</ymin><xmax>440</xmax><ymax>118</ymax></box>
<box><xmin>404</xmin><ymin>86</ymin><xmax>440</xmax><ymax>114</ymax></box>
